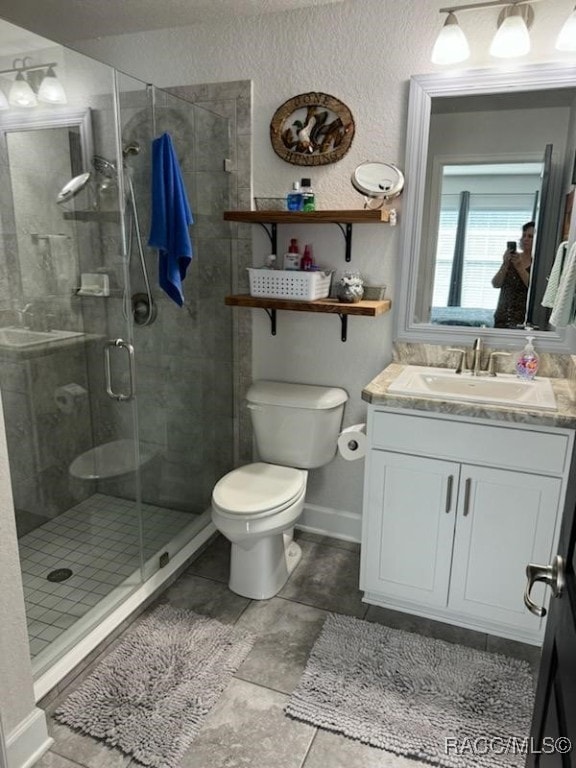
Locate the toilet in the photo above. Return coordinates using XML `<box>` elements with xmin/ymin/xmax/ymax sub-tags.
<box><xmin>211</xmin><ymin>380</ymin><xmax>348</xmax><ymax>599</ymax></box>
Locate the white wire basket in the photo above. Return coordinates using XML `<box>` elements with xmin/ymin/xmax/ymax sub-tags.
<box><xmin>247</xmin><ymin>269</ymin><xmax>333</xmax><ymax>301</ymax></box>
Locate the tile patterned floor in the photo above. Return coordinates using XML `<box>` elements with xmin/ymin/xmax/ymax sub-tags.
<box><xmin>36</xmin><ymin>531</ymin><xmax>541</xmax><ymax>768</ymax></box>
<box><xmin>20</xmin><ymin>494</ymin><xmax>194</xmax><ymax>659</ymax></box>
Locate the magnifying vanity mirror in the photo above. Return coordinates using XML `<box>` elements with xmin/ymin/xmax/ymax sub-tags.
<box><xmin>395</xmin><ymin>63</ymin><xmax>576</xmax><ymax>352</ymax></box>
<box><xmin>351</xmin><ymin>161</ymin><xmax>404</xmax><ymax>209</ymax></box>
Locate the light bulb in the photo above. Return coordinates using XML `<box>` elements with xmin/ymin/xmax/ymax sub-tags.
<box><xmin>490</xmin><ymin>7</ymin><xmax>531</xmax><ymax>58</ymax></box>
<box><xmin>556</xmin><ymin>6</ymin><xmax>576</xmax><ymax>52</ymax></box>
<box><xmin>8</xmin><ymin>72</ymin><xmax>37</xmax><ymax>107</ymax></box>
<box><xmin>431</xmin><ymin>12</ymin><xmax>470</xmax><ymax>65</ymax></box>
<box><xmin>37</xmin><ymin>67</ymin><xmax>67</xmax><ymax>104</ymax></box>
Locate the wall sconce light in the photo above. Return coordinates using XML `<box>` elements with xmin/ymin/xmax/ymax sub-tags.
<box><xmin>0</xmin><ymin>84</ymin><xmax>9</xmax><ymax>111</ymax></box>
<box><xmin>432</xmin><ymin>0</ymin><xmax>576</xmax><ymax>63</ymax></box>
<box><xmin>0</xmin><ymin>57</ymin><xmax>67</xmax><ymax>109</ymax></box>
<box><xmin>556</xmin><ymin>4</ymin><xmax>576</xmax><ymax>51</ymax></box>
<box><xmin>431</xmin><ymin>12</ymin><xmax>471</xmax><ymax>64</ymax></box>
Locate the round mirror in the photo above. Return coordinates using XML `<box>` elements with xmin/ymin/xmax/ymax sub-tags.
<box><xmin>56</xmin><ymin>172</ymin><xmax>91</xmax><ymax>204</ymax></box>
<box><xmin>351</xmin><ymin>162</ymin><xmax>404</xmax><ymax>208</ymax></box>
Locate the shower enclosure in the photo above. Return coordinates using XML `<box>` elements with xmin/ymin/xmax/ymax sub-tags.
<box><xmin>0</xmin><ymin>28</ymin><xmax>235</xmax><ymax>689</ymax></box>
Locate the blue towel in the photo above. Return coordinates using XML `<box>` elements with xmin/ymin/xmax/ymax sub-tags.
<box><xmin>148</xmin><ymin>132</ymin><xmax>193</xmax><ymax>306</ymax></box>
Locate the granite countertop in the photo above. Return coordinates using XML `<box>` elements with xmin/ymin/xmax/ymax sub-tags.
<box><xmin>362</xmin><ymin>361</ymin><xmax>576</xmax><ymax>430</ymax></box>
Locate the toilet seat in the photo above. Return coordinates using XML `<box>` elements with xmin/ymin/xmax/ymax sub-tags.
<box><xmin>212</xmin><ymin>462</ymin><xmax>307</xmax><ymax>519</ymax></box>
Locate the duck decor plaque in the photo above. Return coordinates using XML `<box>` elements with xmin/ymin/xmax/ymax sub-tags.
<box><xmin>269</xmin><ymin>92</ymin><xmax>355</xmax><ymax>166</ymax></box>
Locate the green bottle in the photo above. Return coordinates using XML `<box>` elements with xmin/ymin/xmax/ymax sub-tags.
<box><xmin>301</xmin><ymin>178</ymin><xmax>316</xmax><ymax>212</ymax></box>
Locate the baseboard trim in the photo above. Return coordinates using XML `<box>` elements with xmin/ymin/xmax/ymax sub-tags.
<box><xmin>297</xmin><ymin>503</ymin><xmax>361</xmax><ymax>543</ymax></box>
<box><xmin>6</xmin><ymin>707</ymin><xmax>53</xmax><ymax>768</ymax></box>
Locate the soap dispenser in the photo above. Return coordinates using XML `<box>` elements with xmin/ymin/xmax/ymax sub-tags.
<box><xmin>516</xmin><ymin>336</ymin><xmax>539</xmax><ymax>380</ymax></box>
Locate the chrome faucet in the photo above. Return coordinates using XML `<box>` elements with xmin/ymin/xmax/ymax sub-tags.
<box><xmin>16</xmin><ymin>303</ymin><xmax>34</xmax><ymax>329</ymax></box>
<box><xmin>448</xmin><ymin>339</ymin><xmax>510</xmax><ymax>377</ymax></box>
<box><xmin>471</xmin><ymin>337</ymin><xmax>483</xmax><ymax>376</ymax></box>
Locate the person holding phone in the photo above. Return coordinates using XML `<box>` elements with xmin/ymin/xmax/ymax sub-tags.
<box><xmin>492</xmin><ymin>221</ymin><xmax>535</xmax><ymax>328</ymax></box>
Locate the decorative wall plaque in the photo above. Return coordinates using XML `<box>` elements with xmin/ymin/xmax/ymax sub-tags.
<box><xmin>269</xmin><ymin>92</ymin><xmax>355</xmax><ymax>167</ymax></box>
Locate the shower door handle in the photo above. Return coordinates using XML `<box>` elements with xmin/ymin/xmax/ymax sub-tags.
<box><xmin>104</xmin><ymin>339</ymin><xmax>136</xmax><ymax>401</ymax></box>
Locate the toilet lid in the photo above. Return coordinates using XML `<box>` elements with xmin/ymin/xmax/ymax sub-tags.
<box><xmin>212</xmin><ymin>462</ymin><xmax>306</xmax><ymax>516</ymax></box>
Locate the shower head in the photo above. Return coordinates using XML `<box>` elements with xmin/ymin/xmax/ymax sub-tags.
<box><xmin>56</xmin><ymin>172</ymin><xmax>91</xmax><ymax>204</ymax></box>
<box><xmin>92</xmin><ymin>155</ymin><xmax>117</xmax><ymax>178</ymax></box>
<box><xmin>93</xmin><ymin>144</ymin><xmax>140</xmax><ymax>177</ymax></box>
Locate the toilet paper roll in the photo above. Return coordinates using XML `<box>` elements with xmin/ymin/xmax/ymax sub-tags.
<box><xmin>337</xmin><ymin>422</ymin><xmax>367</xmax><ymax>461</ymax></box>
<box><xmin>54</xmin><ymin>383</ymin><xmax>88</xmax><ymax>415</ymax></box>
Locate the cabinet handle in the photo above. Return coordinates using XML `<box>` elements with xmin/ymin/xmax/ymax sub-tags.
<box><xmin>463</xmin><ymin>477</ymin><xmax>472</xmax><ymax>516</ymax></box>
<box><xmin>445</xmin><ymin>474</ymin><xmax>454</xmax><ymax>513</ymax></box>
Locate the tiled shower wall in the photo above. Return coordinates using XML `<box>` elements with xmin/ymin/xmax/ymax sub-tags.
<box><xmin>167</xmin><ymin>80</ymin><xmax>254</xmax><ymax>466</ymax></box>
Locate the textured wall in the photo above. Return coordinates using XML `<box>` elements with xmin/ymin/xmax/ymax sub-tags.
<box><xmin>74</xmin><ymin>0</ymin><xmax>576</xmax><ymax>520</ymax></box>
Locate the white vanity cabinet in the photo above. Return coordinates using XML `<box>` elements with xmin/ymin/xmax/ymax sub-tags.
<box><xmin>360</xmin><ymin>407</ymin><xmax>573</xmax><ymax>644</ymax></box>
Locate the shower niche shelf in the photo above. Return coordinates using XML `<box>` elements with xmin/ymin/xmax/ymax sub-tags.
<box><xmin>63</xmin><ymin>211</ymin><xmax>120</xmax><ymax>223</ymax></box>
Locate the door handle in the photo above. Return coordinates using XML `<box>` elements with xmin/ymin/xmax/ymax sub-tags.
<box><xmin>104</xmin><ymin>338</ymin><xmax>136</xmax><ymax>401</ymax></box>
<box><xmin>524</xmin><ymin>555</ymin><xmax>565</xmax><ymax>618</ymax></box>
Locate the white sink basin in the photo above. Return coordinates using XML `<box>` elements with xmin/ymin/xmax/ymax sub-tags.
<box><xmin>0</xmin><ymin>327</ymin><xmax>84</xmax><ymax>348</ymax></box>
<box><xmin>388</xmin><ymin>366</ymin><xmax>557</xmax><ymax>411</ymax></box>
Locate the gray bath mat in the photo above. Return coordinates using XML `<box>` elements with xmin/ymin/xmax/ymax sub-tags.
<box><xmin>54</xmin><ymin>604</ymin><xmax>254</xmax><ymax>768</ymax></box>
<box><xmin>286</xmin><ymin>613</ymin><xmax>534</xmax><ymax>768</ymax></box>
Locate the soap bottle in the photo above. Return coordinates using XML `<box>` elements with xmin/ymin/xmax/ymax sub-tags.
<box><xmin>301</xmin><ymin>178</ymin><xmax>316</xmax><ymax>212</ymax></box>
<box><xmin>286</xmin><ymin>181</ymin><xmax>303</xmax><ymax>211</ymax></box>
<box><xmin>283</xmin><ymin>238</ymin><xmax>301</xmax><ymax>270</ymax></box>
<box><xmin>516</xmin><ymin>336</ymin><xmax>539</xmax><ymax>380</ymax></box>
<box><xmin>301</xmin><ymin>244</ymin><xmax>314</xmax><ymax>270</ymax></box>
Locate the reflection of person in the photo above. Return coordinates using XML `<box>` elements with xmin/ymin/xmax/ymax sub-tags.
<box><xmin>492</xmin><ymin>221</ymin><xmax>535</xmax><ymax>328</ymax></box>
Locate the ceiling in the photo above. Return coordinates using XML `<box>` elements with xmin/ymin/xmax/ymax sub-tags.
<box><xmin>0</xmin><ymin>0</ymin><xmax>346</xmax><ymax>46</ymax></box>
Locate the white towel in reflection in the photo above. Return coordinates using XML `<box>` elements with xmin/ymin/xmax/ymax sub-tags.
<box><xmin>549</xmin><ymin>241</ymin><xmax>576</xmax><ymax>328</ymax></box>
<box><xmin>46</xmin><ymin>235</ymin><xmax>75</xmax><ymax>290</ymax></box>
<box><xmin>541</xmin><ymin>241</ymin><xmax>568</xmax><ymax>308</ymax></box>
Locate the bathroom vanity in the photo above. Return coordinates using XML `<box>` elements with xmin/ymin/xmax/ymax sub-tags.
<box><xmin>360</xmin><ymin>360</ymin><xmax>576</xmax><ymax>645</ymax></box>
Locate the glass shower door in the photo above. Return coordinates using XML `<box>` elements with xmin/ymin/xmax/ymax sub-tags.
<box><xmin>0</xmin><ymin>47</ymin><xmax>145</xmax><ymax>679</ymax></box>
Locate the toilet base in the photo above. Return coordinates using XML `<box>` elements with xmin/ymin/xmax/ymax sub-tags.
<box><xmin>229</xmin><ymin>532</ymin><xmax>302</xmax><ymax>600</ymax></box>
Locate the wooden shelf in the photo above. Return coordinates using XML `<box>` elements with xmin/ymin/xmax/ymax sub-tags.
<box><xmin>223</xmin><ymin>209</ymin><xmax>390</xmax><ymax>224</ymax></box>
<box><xmin>225</xmin><ymin>294</ymin><xmax>391</xmax><ymax>341</ymax></box>
<box><xmin>224</xmin><ymin>209</ymin><xmax>390</xmax><ymax>262</ymax></box>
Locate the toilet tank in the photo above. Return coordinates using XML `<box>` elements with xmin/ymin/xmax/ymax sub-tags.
<box><xmin>246</xmin><ymin>380</ymin><xmax>348</xmax><ymax>469</ymax></box>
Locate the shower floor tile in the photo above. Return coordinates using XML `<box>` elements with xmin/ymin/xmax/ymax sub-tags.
<box><xmin>19</xmin><ymin>493</ymin><xmax>194</xmax><ymax>660</ymax></box>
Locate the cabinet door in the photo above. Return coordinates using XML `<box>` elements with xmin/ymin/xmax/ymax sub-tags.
<box><xmin>449</xmin><ymin>465</ymin><xmax>561</xmax><ymax>632</ymax></box>
<box><xmin>361</xmin><ymin>450</ymin><xmax>460</xmax><ymax>607</ymax></box>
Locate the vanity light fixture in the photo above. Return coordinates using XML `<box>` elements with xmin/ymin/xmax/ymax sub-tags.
<box><xmin>556</xmin><ymin>4</ymin><xmax>576</xmax><ymax>51</ymax></box>
<box><xmin>432</xmin><ymin>0</ymin><xmax>540</xmax><ymax>64</ymax></box>
<box><xmin>489</xmin><ymin>3</ymin><xmax>532</xmax><ymax>57</ymax></box>
<box><xmin>0</xmin><ymin>84</ymin><xmax>9</xmax><ymax>111</ymax></box>
<box><xmin>0</xmin><ymin>57</ymin><xmax>67</xmax><ymax>109</ymax></box>
<box><xmin>431</xmin><ymin>12</ymin><xmax>471</xmax><ymax>64</ymax></box>
<box><xmin>37</xmin><ymin>66</ymin><xmax>67</xmax><ymax>104</ymax></box>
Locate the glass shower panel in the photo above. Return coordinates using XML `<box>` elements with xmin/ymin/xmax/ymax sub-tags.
<box><xmin>116</xmin><ymin>80</ymin><xmax>235</xmax><ymax>581</ymax></box>
<box><xmin>0</xmin><ymin>33</ymin><xmax>143</xmax><ymax>679</ymax></box>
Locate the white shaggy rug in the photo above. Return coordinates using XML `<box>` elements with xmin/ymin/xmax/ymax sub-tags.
<box><xmin>54</xmin><ymin>604</ymin><xmax>254</xmax><ymax>768</ymax></box>
<box><xmin>286</xmin><ymin>613</ymin><xmax>534</xmax><ymax>768</ymax></box>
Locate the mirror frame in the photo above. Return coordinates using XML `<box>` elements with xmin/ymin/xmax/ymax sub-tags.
<box><xmin>0</xmin><ymin>108</ymin><xmax>93</xmax><ymax>170</ymax></box>
<box><xmin>395</xmin><ymin>62</ymin><xmax>576</xmax><ymax>352</ymax></box>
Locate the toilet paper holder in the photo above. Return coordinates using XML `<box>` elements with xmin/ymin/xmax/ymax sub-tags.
<box><xmin>337</xmin><ymin>423</ymin><xmax>367</xmax><ymax>461</ymax></box>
